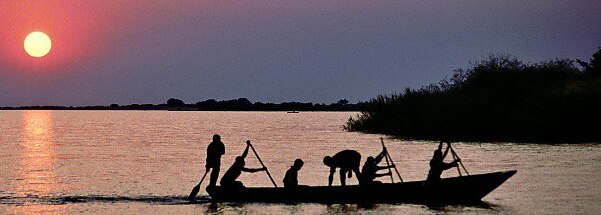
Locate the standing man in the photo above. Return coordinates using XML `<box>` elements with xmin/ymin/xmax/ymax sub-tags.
<box><xmin>323</xmin><ymin>150</ymin><xmax>362</xmax><ymax>186</ymax></box>
<box><xmin>206</xmin><ymin>134</ymin><xmax>225</xmax><ymax>187</ymax></box>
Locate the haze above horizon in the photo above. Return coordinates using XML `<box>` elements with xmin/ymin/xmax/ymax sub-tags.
<box><xmin>1</xmin><ymin>1</ymin><xmax>600</xmax><ymax>106</ymax></box>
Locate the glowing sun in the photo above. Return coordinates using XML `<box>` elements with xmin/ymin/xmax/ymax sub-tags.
<box><xmin>24</xmin><ymin>32</ymin><xmax>52</xmax><ymax>58</ymax></box>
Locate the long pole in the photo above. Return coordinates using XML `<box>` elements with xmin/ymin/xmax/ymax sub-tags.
<box><xmin>451</xmin><ymin>148</ymin><xmax>462</xmax><ymax>176</ymax></box>
<box><xmin>386</xmin><ymin>152</ymin><xmax>403</xmax><ymax>183</ymax></box>
<box><xmin>380</xmin><ymin>138</ymin><xmax>403</xmax><ymax>183</ymax></box>
<box><xmin>383</xmin><ymin>150</ymin><xmax>394</xmax><ymax>183</ymax></box>
<box><xmin>450</xmin><ymin>146</ymin><xmax>469</xmax><ymax>175</ymax></box>
<box><xmin>247</xmin><ymin>140</ymin><xmax>278</xmax><ymax>188</ymax></box>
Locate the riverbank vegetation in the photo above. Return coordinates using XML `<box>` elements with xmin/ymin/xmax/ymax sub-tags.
<box><xmin>345</xmin><ymin>49</ymin><xmax>601</xmax><ymax>143</ymax></box>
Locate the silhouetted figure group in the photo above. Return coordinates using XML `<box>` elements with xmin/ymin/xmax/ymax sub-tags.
<box><xmin>203</xmin><ymin>134</ymin><xmax>461</xmax><ymax>190</ymax></box>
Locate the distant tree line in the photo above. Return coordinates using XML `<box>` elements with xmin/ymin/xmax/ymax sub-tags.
<box><xmin>0</xmin><ymin>98</ymin><xmax>363</xmax><ymax>112</ymax></box>
<box><xmin>345</xmin><ymin>48</ymin><xmax>601</xmax><ymax>143</ymax></box>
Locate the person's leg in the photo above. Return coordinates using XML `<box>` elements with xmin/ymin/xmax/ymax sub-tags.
<box><xmin>353</xmin><ymin>166</ymin><xmax>361</xmax><ymax>183</ymax></box>
<box><xmin>221</xmin><ymin>179</ymin><xmax>236</xmax><ymax>187</ymax></box>
<box><xmin>340</xmin><ymin>169</ymin><xmax>347</xmax><ymax>186</ymax></box>
<box><xmin>209</xmin><ymin>165</ymin><xmax>220</xmax><ymax>187</ymax></box>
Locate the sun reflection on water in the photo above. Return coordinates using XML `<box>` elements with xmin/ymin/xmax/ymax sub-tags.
<box><xmin>18</xmin><ymin>110</ymin><xmax>57</xmax><ymax>195</ymax></box>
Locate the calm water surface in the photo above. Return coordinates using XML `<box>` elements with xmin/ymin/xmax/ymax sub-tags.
<box><xmin>0</xmin><ymin>110</ymin><xmax>599</xmax><ymax>214</ymax></box>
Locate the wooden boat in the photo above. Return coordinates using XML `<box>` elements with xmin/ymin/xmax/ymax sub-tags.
<box><xmin>206</xmin><ymin>170</ymin><xmax>516</xmax><ymax>204</ymax></box>
<box><xmin>287</xmin><ymin>111</ymin><xmax>299</xmax><ymax>113</ymax></box>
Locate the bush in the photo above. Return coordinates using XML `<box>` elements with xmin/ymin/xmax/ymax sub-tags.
<box><xmin>345</xmin><ymin>49</ymin><xmax>601</xmax><ymax>143</ymax></box>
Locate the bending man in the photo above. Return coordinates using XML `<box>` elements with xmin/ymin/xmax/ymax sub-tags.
<box><xmin>323</xmin><ymin>150</ymin><xmax>361</xmax><ymax>186</ymax></box>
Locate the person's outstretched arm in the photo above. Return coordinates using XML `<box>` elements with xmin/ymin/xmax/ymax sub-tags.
<box><xmin>374</xmin><ymin>149</ymin><xmax>386</xmax><ymax>164</ymax></box>
<box><xmin>374</xmin><ymin>172</ymin><xmax>392</xmax><ymax>178</ymax></box>
<box><xmin>442</xmin><ymin>159</ymin><xmax>459</xmax><ymax>170</ymax></box>
<box><xmin>242</xmin><ymin>167</ymin><xmax>266</xmax><ymax>173</ymax></box>
<box><xmin>241</xmin><ymin>143</ymin><xmax>250</xmax><ymax>158</ymax></box>
<box><xmin>376</xmin><ymin>164</ymin><xmax>395</xmax><ymax>171</ymax></box>
<box><xmin>442</xmin><ymin>144</ymin><xmax>450</xmax><ymax>159</ymax></box>
<box><xmin>328</xmin><ymin>168</ymin><xmax>335</xmax><ymax>186</ymax></box>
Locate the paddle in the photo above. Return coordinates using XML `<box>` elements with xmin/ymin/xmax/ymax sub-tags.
<box><xmin>380</xmin><ymin>139</ymin><xmax>394</xmax><ymax>183</ymax></box>
<box><xmin>448</xmin><ymin>142</ymin><xmax>469</xmax><ymax>176</ymax></box>
<box><xmin>380</xmin><ymin>138</ymin><xmax>403</xmax><ymax>183</ymax></box>
<box><xmin>450</xmin><ymin>147</ymin><xmax>462</xmax><ymax>176</ymax></box>
<box><xmin>383</xmin><ymin>151</ymin><xmax>394</xmax><ymax>183</ymax></box>
<box><xmin>247</xmin><ymin>140</ymin><xmax>278</xmax><ymax>188</ymax></box>
<box><xmin>188</xmin><ymin>170</ymin><xmax>209</xmax><ymax>200</ymax></box>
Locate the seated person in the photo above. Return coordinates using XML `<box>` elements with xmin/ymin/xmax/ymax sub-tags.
<box><xmin>323</xmin><ymin>150</ymin><xmax>362</xmax><ymax>186</ymax></box>
<box><xmin>283</xmin><ymin>159</ymin><xmax>304</xmax><ymax>188</ymax></box>
<box><xmin>360</xmin><ymin>148</ymin><xmax>394</xmax><ymax>185</ymax></box>
<box><xmin>220</xmin><ymin>143</ymin><xmax>266</xmax><ymax>188</ymax></box>
<box><xmin>426</xmin><ymin>141</ymin><xmax>459</xmax><ymax>183</ymax></box>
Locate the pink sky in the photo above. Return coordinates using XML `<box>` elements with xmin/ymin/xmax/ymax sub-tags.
<box><xmin>1</xmin><ymin>1</ymin><xmax>600</xmax><ymax>106</ymax></box>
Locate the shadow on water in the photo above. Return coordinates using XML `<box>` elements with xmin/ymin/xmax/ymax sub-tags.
<box><xmin>202</xmin><ymin>202</ymin><xmax>251</xmax><ymax>215</ymax></box>
<box><xmin>1</xmin><ymin>194</ymin><xmax>505</xmax><ymax>214</ymax></box>
<box><xmin>0</xmin><ymin>195</ymin><xmax>211</xmax><ymax>205</ymax></box>
<box><xmin>425</xmin><ymin>201</ymin><xmax>505</xmax><ymax>213</ymax></box>
<box><xmin>322</xmin><ymin>201</ymin><xmax>504</xmax><ymax>214</ymax></box>
<box><xmin>204</xmin><ymin>202</ymin><xmax>224</xmax><ymax>214</ymax></box>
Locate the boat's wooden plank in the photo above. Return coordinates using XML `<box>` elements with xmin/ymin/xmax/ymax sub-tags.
<box><xmin>205</xmin><ymin>170</ymin><xmax>516</xmax><ymax>204</ymax></box>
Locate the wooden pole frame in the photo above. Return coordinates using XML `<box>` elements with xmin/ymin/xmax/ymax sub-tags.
<box><xmin>380</xmin><ymin>138</ymin><xmax>404</xmax><ymax>183</ymax></box>
<box><xmin>247</xmin><ymin>140</ymin><xmax>279</xmax><ymax>188</ymax></box>
<box><xmin>449</xmin><ymin>145</ymin><xmax>469</xmax><ymax>176</ymax></box>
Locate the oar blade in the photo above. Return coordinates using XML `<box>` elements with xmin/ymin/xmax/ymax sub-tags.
<box><xmin>188</xmin><ymin>184</ymin><xmax>201</xmax><ymax>200</ymax></box>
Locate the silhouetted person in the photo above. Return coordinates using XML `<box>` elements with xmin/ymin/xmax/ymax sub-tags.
<box><xmin>427</xmin><ymin>141</ymin><xmax>459</xmax><ymax>182</ymax></box>
<box><xmin>220</xmin><ymin>143</ymin><xmax>266</xmax><ymax>188</ymax></box>
<box><xmin>360</xmin><ymin>148</ymin><xmax>394</xmax><ymax>185</ymax></box>
<box><xmin>323</xmin><ymin>150</ymin><xmax>361</xmax><ymax>186</ymax></box>
<box><xmin>206</xmin><ymin>134</ymin><xmax>225</xmax><ymax>187</ymax></box>
<box><xmin>283</xmin><ymin>159</ymin><xmax>304</xmax><ymax>188</ymax></box>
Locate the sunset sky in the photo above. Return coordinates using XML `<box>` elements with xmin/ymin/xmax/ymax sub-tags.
<box><xmin>1</xmin><ymin>1</ymin><xmax>600</xmax><ymax>106</ymax></box>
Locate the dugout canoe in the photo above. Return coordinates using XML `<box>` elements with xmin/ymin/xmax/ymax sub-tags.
<box><xmin>205</xmin><ymin>170</ymin><xmax>516</xmax><ymax>204</ymax></box>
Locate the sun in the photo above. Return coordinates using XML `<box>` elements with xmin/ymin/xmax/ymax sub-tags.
<box><xmin>24</xmin><ymin>32</ymin><xmax>52</xmax><ymax>58</ymax></box>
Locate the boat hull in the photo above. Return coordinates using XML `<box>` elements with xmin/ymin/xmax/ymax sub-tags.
<box><xmin>206</xmin><ymin>170</ymin><xmax>516</xmax><ymax>204</ymax></box>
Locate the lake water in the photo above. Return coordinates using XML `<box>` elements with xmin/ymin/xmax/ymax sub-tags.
<box><xmin>0</xmin><ymin>110</ymin><xmax>599</xmax><ymax>214</ymax></box>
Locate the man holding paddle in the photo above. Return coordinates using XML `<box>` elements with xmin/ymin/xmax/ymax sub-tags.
<box><xmin>426</xmin><ymin>141</ymin><xmax>460</xmax><ymax>182</ymax></box>
<box><xmin>360</xmin><ymin>148</ymin><xmax>395</xmax><ymax>185</ymax></box>
<box><xmin>206</xmin><ymin>134</ymin><xmax>226</xmax><ymax>187</ymax></box>
<box><xmin>188</xmin><ymin>134</ymin><xmax>226</xmax><ymax>199</ymax></box>
<box><xmin>189</xmin><ymin>138</ymin><xmax>275</xmax><ymax>199</ymax></box>
<box><xmin>220</xmin><ymin>142</ymin><xmax>267</xmax><ymax>188</ymax></box>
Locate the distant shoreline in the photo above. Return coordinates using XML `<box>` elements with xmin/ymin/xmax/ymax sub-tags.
<box><xmin>0</xmin><ymin>108</ymin><xmax>360</xmax><ymax>112</ymax></box>
<box><xmin>0</xmin><ymin>98</ymin><xmax>363</xmax><ymax>112</ymax></box>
